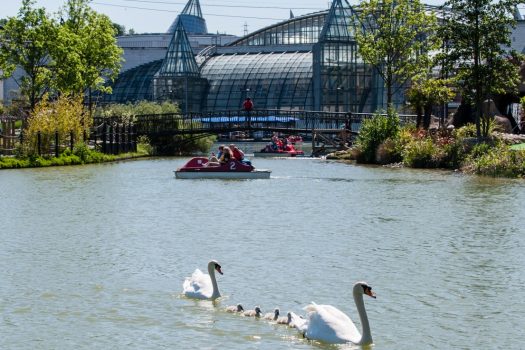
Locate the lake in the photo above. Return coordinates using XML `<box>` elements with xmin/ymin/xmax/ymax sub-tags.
<box><xmin>1</xmin><ymin>157</ymin><xmax>524</xmax><ymax>349</ymax></box>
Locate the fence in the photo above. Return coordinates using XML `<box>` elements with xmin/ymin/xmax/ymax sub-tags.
<box><xmin>0</xmin><ymin>122</ymin><xmax>137</xmax><ymax>157</ymax></box>
<box><xmin>90</xmin><ymin>121</ymin><xmax>137</xmax><ymax>154</ymax></box>
<box><xmin>0</xmin><ymin>116</ymin><xmax>21</xmax><ymax>156</ymax></box>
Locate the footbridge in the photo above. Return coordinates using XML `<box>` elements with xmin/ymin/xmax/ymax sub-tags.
<box><xmin>90</xmin><ymin>109</ymin><xmax>416</xmax><ymax>155</ymax></box>
<box><xmin>124</xmin><ymin>109</ymin><xmax>416</xmax><ymax>137</ymax></box>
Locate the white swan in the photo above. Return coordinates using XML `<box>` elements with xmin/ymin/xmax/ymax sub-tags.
<box><xmin>263</xmin><ymin>308</ymin><xmax>280</xmax><ymax>320</ymax></box>
<box><xmin>182</xmin><ymin>260</ymin><xmax>223</xmax><ymax>300</ymax></box>
<box><xmin>243</xmin><ymin>306</ymin><xmax>262</xmax><ymax>317</ymax></box>
<box><xmin>226</xmin><ymin>304</ymin><xmax>244</xmax><ymax>313</ymax></box>
<box><xmin>291</xmin><ymin>281</ymin><xmax>376</xmax><ymax>345</ymax></box>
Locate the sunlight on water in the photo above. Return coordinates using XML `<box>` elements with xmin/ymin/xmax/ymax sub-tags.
<box><xmin>1</xmin><ymin>158</ymin><xmax>524</xmax><ymax>349</ymax></box>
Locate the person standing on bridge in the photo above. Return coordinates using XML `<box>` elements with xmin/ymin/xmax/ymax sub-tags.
<box><xmin>242</xmin><ymin>97</ymin><xmax>254</xmax><ymax>128</ymax></box>
<box><xmin>242</xmin><ymin>97</ymin><xmax>254</xmax><ymax>112</ymax></box>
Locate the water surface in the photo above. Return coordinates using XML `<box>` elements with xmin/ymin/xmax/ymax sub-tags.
<box><xmin>1</xmin><ymin>158</ymin><xmax>524</xmax><ymax>349</ymax></box>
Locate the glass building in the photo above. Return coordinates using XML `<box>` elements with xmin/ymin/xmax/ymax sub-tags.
<box><xmin>104</xmin><ymin>0</ymin><xmax>409</xmax><ymax>113</ymax></box>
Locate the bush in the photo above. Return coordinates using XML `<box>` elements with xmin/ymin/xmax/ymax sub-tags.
<box><xmin>464</xmin><ymin>143</ymin><xmax>525</xmax><ymax>177</ymax></box>
<box><xmin>355</xmin><ymin>112</ymin><xmax>400</xmax><ymax>163</ymax></box>
<box><xmin>24</xmin><ymin>94</ymin><xmax>91</xmax><ymax>156</ymax></box>
<box><xmin>402</xmin><ymin>137</ymin><xmax>438</xmax><ymax>168</ymax></box>
<box><xmin>95</xmin><ymin>100</ymin><xmax>181</xmax><ymax>122</ymax></box>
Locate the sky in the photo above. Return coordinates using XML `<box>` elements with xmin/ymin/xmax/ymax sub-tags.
<box><xmin>3</xmin><ymin>0</ymin><xmax>455</xmax><ymax>37</ymax></box>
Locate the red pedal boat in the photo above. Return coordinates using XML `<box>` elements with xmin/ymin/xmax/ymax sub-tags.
<box><xmin>174</xmin><ymin>157</ymin><xmax>271</xmax><ymax>179</ymax></box>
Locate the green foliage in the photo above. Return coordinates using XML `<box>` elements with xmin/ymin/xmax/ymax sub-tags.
<box><xmin>95</xmin><ymin>101</ymin><xmax>181</xmax><ymax>122</ymax></box>
<box><xmin>402</xmin><ymin>136</ymin><xmax>437</xmax><ymax>168</ymax></box>
<box><xmin>465</xmin><ymin>143</ymin><xmax>525</xmax><ymax>177</ymax></box>
<box><xmin>52</xmin><ymin>0</ymin><xmax>123</xmax><ymax>96</ymax></box>
<box><xmin>0</xmin><ymin>0</ymin><xmax>56</xmax><ymax>109</ymax></box>
<box><xmin>137</xmin><ymin>135</ymin><xmax>153</xmax><ymax>155</ymax></box>
<box><xmin>0</xmin><ymin>144</ymin><xmax>146</xmax><ymax>169</ymax></box>
<box><xmin>23</xmin><ymin>94</ymin><xmax>91</xmax><ymax>155</ymax></box>
<box><xmin>453</xmin><ymin>123</ymin><xmax>477</xmax><ymax>139</ymax></box>
<box><xmin>354</xmin><ymin>0</ymin><xmax>439</xmax><ymax>108</ymax></box>
<box><xmin>355</xmin><ymin>112</ymin><xmax>400</xmax><ymax>163</ymax></box>
<box><xmin>0</xmin><ymin>0</ymin><xmax>122</xmax><ymax>109</ymax></box>
<box><xmin>406</xmin><ymin>77</ymin><xmax>455</xmax><ymax>128</ymax></box>
<box><xmin>438</xmin><ymin>0</ymin><xmax>522</xmax><ymax>138</ymax></box>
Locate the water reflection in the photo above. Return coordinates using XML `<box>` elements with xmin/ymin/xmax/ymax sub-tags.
<box><xmin>1</xmin><ymin>158</ymin><xmax>524</xmax><ymax>349</ymax></box>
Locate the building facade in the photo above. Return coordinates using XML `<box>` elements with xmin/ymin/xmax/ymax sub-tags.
<box><xmin>2</xmin><ymin>0</ymin><xmax>524</xmax><ymax>111</ymax></box>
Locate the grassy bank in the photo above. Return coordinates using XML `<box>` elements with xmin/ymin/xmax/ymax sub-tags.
<box><xmin>0</xmin><ymin>143</ymin><xmax>149</xmax><ymax>169</ymax></box>
<box><xmin>327</xmin><ymin>115</ymin><xmax>525</xmax><ymax>178</ymax></box>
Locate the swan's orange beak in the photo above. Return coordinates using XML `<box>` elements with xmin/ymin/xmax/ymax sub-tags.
<box><xmin>216</xmin><ymin>266</ymin><xmax>223</xmax><ymax>275</ymax></box>
<box><xmin>365</xmin><ymin>289</ymin><xmax>376</xmax><ymax>299</ymax></box>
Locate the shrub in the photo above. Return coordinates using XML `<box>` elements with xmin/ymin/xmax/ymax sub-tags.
<box><xmin>355</xmin><ymin>112</ymin><xmax>400</xmax><ymax>163</ymax></box>
<box><xmin>137</xmin><ymin>135</ymin><xmax>153</xmax><ymax>155</ymax></box>
<box><xmin>23</xmin><ymin>94</ymin><xmax>91</xmax><ymax>156</ymax></box>
<box><xmin>376</xmin><ymin>138</ymin><xmax>402</xmax><ymax>164</ymax></box>
<box><xmin>73</xmin><ymin>143</ymin><xmax>91</xmax><ymax>162</ymax></box>
<box><xmin>402</xmin><ymin>137</ymin><xmax>438</xmax><ymax>168</ymax></box>
<box><xmin>465</xmin><ymin>143</ymin><xmax>525</xmax><ymax>177</ymax></box>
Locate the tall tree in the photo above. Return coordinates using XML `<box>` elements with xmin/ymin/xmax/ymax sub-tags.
<box><xmin>0</xmin><ymin>0</ymin><xmax>56</xmax><ymax>110</ymax></box>
<box><xmin>439</xmin><ymin>0</ymin><xmax>521</xmax><ymax>138</ymax></box>
<box><xmin>51</xmin><ymin>0</ymin><xmax>123</xmax><ymax>109</ymax></box>
<box><xmin>354</xmin><ymin>0</ymin><xmax>439</xmax><ymax>110</ymax></box>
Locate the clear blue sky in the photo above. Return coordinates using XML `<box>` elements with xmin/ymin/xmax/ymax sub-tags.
<box><xmin>4</xmin><ymin>0</ymin><xmax>447</xmax><ymax>37</ymax></box>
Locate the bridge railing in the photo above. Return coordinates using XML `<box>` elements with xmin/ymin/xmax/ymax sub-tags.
<box><xmin>94</xmin><ymin>109</ymin><xmax>417</xmax><ymax>137</ymax></box>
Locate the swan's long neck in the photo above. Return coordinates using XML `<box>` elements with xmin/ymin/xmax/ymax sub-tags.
<box><xmin>208</xmin><ymin>264</ymin><xmax>221</xmax><ymax>299</ymax></box>
<box><xmin>353</xmin><ymin>289</ymin><xmax>372</xmax><ymax>345</ymax></box>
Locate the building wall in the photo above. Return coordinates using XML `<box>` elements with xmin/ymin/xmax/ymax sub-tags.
<box><xmin>510</xmin><ymin>20</ymin><xmax>525</xmax><ymax>53</ymax></box>
<box><xmin>117</xmin><ymin>33</ymin><xmax>238</xmax><ymax>73</ymax></box>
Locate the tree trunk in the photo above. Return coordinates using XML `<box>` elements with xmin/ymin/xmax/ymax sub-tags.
<box><xmin>423</xmin><ymin>104</ymin><xmax>432</xmax><ymax>129</ymax></box>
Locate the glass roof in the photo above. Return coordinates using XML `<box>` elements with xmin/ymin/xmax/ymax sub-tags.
<box><xmin>229</xmin><ymin>11</ymin><xmax>328</xmax><ymax>46</ymax></box>
<box><xmin>320</xmin><ymin>0</ymin><xmax>357</xmax><ymax>41</ymax></box>
<box><xmin>103</xmin><ymin>60</ymin><xmax>163</xmax><ymax>103</ymax></box>
<box><xmin>167</xmin><ymin>0</ymin><xmax>207</xmax><ymax>34</ymax></box>
<box><xmin>158</xmin><ymin>20</ymin><xmax>200</xmax><ymax>77</ymax></box>
<box><xmin>201</xmin><ymin>52</ymin><xmax>314</xmax><ymax>110</ymax></box>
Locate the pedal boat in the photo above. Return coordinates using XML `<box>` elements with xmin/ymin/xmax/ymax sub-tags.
<box><xmin>174</xmin><ymin>157</ymin><xmax>271</xmax><ymax>179</ymax></box>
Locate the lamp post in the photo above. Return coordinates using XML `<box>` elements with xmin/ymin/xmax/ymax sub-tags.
<box><xmin>336</xmin><ymin>86</ymin><xmax>343</xmax><ymax>113</ymax></box>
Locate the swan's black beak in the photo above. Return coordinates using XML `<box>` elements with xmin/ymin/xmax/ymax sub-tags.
<box><xmin>215</xmin><ymin>265</ymin><xmax>223</xmax><ymax>275</ymax></box>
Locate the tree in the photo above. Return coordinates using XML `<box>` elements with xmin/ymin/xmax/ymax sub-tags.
<box><xmin>354</xmin><ymin>0</ymin><xmax>439</xmax><ymax>110</ymax></box>
<box><xmin>51</xmin><ymin>0</ymin><xmax>123</xmax><ymax>112</ymax></box>
<box><xmin>438</xmin><ymin>0</ymin><xmax>521</xmax><ymax>139</ymax></box>
<box><xmin>406</xmin><ymin>77</ymin><xmax>455</xmax><ymax>129</ymax></box>
<box><xmin>112</xmin><ymin>22</ymin><xmax>126</xmax><ymax>37</ymax></box>
<box><xmin>0</xmin><ymin>0</ymin><xmax>56</xmax><ymax>110</ymax></box>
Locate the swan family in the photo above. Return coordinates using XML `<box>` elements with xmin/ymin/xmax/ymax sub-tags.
<box><xmin>182</xmin><ymin>260</ymin><xmax>376</xmax><ymax>346</ymax></box>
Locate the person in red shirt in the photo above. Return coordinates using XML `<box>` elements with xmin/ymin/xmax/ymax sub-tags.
<box><xmin>230</xmin><ymin>144</ymin><xmax>245</xmax><ymax>161</ymax></box>
<box><xmin>242</xmin><ymin>97</ymin><xmax>253</xmax><ymax>112</ymax></box>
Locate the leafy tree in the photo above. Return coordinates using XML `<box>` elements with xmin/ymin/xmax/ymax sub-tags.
<box><xmin>52</xmin><ymin>0</ymin><xmax>123</xmax><ymax>112</ymax></box>
<box><xmin>438</xmin><ymin>0</ymin><xmax>521</xmax><ymax>139</ymax></box>
<box><xmin>112</xmin><ymin>22</ymin><xmax>126</xmax><ymax>36</ymax></box>
<box><xmin>406</xmin><ymin>77</ymin><xmax>455</xmax><ymax>129</ymax></box>
<box><xmin>0</xmin><ymin>0</ymin><xmax>56</xmax><ymax>110</ymax></box>
<box><xmin>354</xmin><ymin>0</ymin><xmax>439</xmax><ymax>110</ymax></box>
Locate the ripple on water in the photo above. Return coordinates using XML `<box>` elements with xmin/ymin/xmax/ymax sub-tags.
<box><xmin>1</xmin><ymin>158</ymin><xmax>524</xmax><ymax>349</ymax></box>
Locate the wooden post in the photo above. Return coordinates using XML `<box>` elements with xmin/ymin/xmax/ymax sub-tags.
<box><xmin>37</xmin><ymin>131</ymin><xmax>42</xmax><ymax>156</ymax></box>
<box><xmin>55</xmin><ymin>130</ymin><xmax>59</xmax><ymax>157</ymax></box>
<box><xmin>70</xmin><ymin>131</ymin><xmax>74</xmax><ymax>151</ymax></box>
<box><xmin>1</xmin><ymin>121</ymin><xmax>5</xmax><ymax>153</ymax></box>
<box><xmin>115</xmin><ymin>123</ymin><xmax>120</xmax><ymax>154</ymax></box>
<box><xmin>102</xmin><ymin>122</ymin><xmax>107</xmax><ymax>153</ymax></box>
<box><xmin>109</xmin><ymin>123</ymin><xmax>114</xmax><ymax>154</ymax></box>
